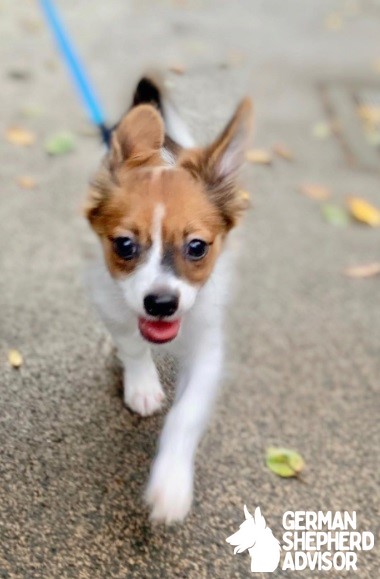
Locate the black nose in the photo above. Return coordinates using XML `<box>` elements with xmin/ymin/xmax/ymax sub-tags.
<box><xmin>144</xmin><ymin>293</ymin><xmax>179</xmax><ymax>318</ymax></box>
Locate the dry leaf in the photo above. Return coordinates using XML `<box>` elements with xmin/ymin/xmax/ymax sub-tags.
<box><xmin>344</xmin><ymin>263</ymin><xmax>380</xmax><ymax>278</ymax></box>
<box><xmin>357</xmin><ymin>105</ymin><xmax>380</xmax><ymax>127</ymax></box>
<box><xmin>8</xmin><ymin>349</ymin><xmax>23</xmax><ymax>369</ymax></box>
<box><xmin>273</xmin><ymin>143</ymin><xmax>294</xmax><ymax>161</ymax></box>
<box><xmin>6</xmin><ymin>126</ymin><xmax>35</xmax><ymax>146</ymax></box>
<box><xmin>346</xmin><ymin>197</ymin><xmax>380</xmax><ymax>226</ymax></box>
<box><xmin>246</xmin><ymin>149</ymin><xmax>272</xmax><ymax>165</ymax></box>
<box><xmin>169</xmin><ymin>64</ymin><xmax>186</xmax><ymax>75</ymax></box>
<box><xmin>299</xmin><ymin>183</ymin><xmax>331</xmax><ymax>201</ymax></box>
<box><xmin>16</xmin><ymin>176</ymin><xmax>37</xmax><ymax>189</ymax></box>
<box><xmin>325</xmin><ymin>13</ymin><xmax>343</xmax><ymax>31</ymax></box>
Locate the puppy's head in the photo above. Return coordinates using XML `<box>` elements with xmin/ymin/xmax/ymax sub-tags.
<box><xmin>86</xmin><ymin>100</ymin><xmax>253</xmax><ymax>344</ymax></box>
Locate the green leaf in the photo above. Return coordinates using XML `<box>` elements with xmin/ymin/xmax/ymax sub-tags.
<box><xmin>45</xmin><ymin>131</ymin><xmax>75</xmax><ymax>155</ymax></box>
<box><xmin>266</xmin><ymin>447</ymin><xmax>305</xmax><ymax>478</ymax></box>
<box><xmin>321</xmin><ymin>203</ymin><xmax>350</xmax><ymax>226</ymax></box>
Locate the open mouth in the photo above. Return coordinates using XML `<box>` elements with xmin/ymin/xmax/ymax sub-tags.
<box><xmin>138</xmin><ymin>318</ymin><xmax>181</xmax><ymax>344</ymax></box>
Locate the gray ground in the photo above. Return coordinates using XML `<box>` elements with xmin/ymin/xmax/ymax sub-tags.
<box><xmin>0</xmin><ymin>0</ymin><xmax>379</xmax><ymax>577</ymax></box>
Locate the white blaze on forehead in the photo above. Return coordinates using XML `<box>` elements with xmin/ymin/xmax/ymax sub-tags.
<box><xmin>149</xmin><ymin>202</ymin><xmax>165</xmax><ymax>265</ymax></box>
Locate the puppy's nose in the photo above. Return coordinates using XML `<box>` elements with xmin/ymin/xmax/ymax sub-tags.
<box><xmin>144</xmin><ymin>293</ymin><xmax>179</xmax><ymax>318</ymax></box>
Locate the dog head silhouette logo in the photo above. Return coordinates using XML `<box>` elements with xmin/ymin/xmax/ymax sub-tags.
<box><xmin>226</xmin><ymin>505</ymin><xmax>281</xmax><ymax>572</ymax></box>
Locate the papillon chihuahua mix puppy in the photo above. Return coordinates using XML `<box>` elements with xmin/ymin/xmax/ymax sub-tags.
<box><xmin>85</xmin><ymin>75</ymin><xmax>253</xmax><ymax>524</ymax></box>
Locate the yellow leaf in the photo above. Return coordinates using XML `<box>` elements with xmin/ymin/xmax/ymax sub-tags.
<box><xmin>16</xmin><ymin>176</ymin><xmax>37</xmax><ymax>189</ymax></box>
<box><xmin>6</xmin><ymin>126</ymin><xmax>35</xmax><ymax>146</ymax></box>
<box><xmin>299</xmin><ymin>183</ymin><xmax>331</xmax><ymax>201</ymax></box>
<box><xmin>357</xmin><ymin>105</ymin><xmax>380</xmax><ymax>127</ymax></box>
<box><xmin>344</xmin><ymin>263</ymin><xmax>380</xmax><ymax>278</ymax></box>
<box><xmin>311</xmin><ymin>121</ymin><xmax>332</xmax><ymax>139</ymax></box>
<box><xmin>346</xmin><ymin>197</ymin><xmax>380</xmax><ymax>226</ymax></box>
<box><xmin>273</xmin><ymin>143</ymin><xmax>294</xmax><ymax>161</ymax></box>
<box><xmin>246</xmin><ymin>149</ymin><xmax>272</xmax><ymax>165</ymax></box>
<box><xmin>8</xmin><ymin>349</ymin><xmax>23</xmax><ymax>368</ymax></box>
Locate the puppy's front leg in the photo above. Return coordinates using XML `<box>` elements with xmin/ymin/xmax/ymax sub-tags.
<box><xmin>113</xmin><ymin>332</ymin><xmax>165</xmax><ymax>417</ymax></box>
<box><xmin>146</xmin><ymin>331</ymin><xmax>223</xmax><ymax>523</ymax></box>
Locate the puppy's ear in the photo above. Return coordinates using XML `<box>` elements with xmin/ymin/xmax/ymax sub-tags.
<box><xmin>180</xmin><ymin>98</ymin><xmax>253</xmax><ymax>229</ymax></box>
<box><xmin>85</xmin><ymin>105</ymin><xmax>165</xmax><ymax>228</ymax></box>
<box><xmin>110</xmin><ymin>104</ymin><xmax>165</xmax><ymax>169</ymax></box>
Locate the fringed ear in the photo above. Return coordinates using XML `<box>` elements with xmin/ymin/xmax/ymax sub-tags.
<box><xmin>84</xmin><ymin>163</ymin><xmax>114</xmax><ymax>231</ymax></box>
<box><xmin>180</xmin><ymin>98</ymin><xmax>253</xmax><ymax>229</ymax></box>
<box><xmin>85</xmin><ymin>105</ymin><xmax>165</xmax><ymax>229</ymax></box>
<box><xmin>109</xmin><ymin>104</ymin><xmax>165</xmax><ymax>170</ymax></box>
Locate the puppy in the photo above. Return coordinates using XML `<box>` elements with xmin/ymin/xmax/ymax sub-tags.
<box><xmin>85</xmin><ymin>75</ymin><xmax>253</xmax><ymax>523</ymax></box>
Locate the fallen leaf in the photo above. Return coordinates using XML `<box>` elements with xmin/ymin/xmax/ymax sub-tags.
<box><xmin>311</xmin><ymin>121</ymin><xmax>332</xmax><ymax>139</ymax></box>
<box><xmin>346</xmin><ymin>197</ymin><xmax>380</xmax><ymax>226</ymax></box>
<box><xmin>168</xmin><ymin>63</ymin><xmax>186</xmax><ymax>75</ymax></box>
<box><xmin>266</xmin><ymin>447</ymin><xmax>305</xmax><ymax>478</ymax></box>
<box><xmin>246</xmin><ymin>149</ymin><xmax>272</xmax><ymax>165</ymax></box>
<box><xmin>44</xmin><ymin>131</ymin><xmax>75</xmax><ymax>155</ymax></box>
<box><xmin>8</xmin><ymin>349</ymin><xmax>23</xmax><ymax>369</ymax></box>
<box><xmin>273</xmin><ymin>143</ymin><xmax>294</xmax><ymax>161</ymax></box>
<box><xmin>21</xmin><ymin>105</ymin><xmax>43</xmax><ymax>119</ymax></box>
<box><xmin>299</xmin><ymin>183</ymin><xmax>331</xmax><ymax>201</ymax></box>
<box><xmin>364</xmin><ymin>128</ymin><xmax>380</xmax><ymax>147</ymax></box>
<box><xmin>16</xmin><ymin>176</ymin><xmax>37</xmax><ymax>189</ymax></box>
<box><xmin>343</xmin><ymin>263</ymin><xmax>380</xmax><ymax>278</ymax></box>
<box><xmin>357</xmin><ymin>104</ymin><xmax>380</xmax><ymax>128</ymax></box>
<box><xmin>6</xmin><ymin>126</ymin><xmax>35</xmax><ymax>146</ymax></box>
<box><xmin>325</xmin><ymin>13</ymin><xmax>343</xmax><ymax>31</ymax></box>
<box><xmin>321</xmin><ymin>203</ymin><xmax>350</xmax><ymax>226</ymax></box>
<box><xmin>7</xmin><ymin>68</ymin><xmax>32</xmax><ymax>81</ymax></box>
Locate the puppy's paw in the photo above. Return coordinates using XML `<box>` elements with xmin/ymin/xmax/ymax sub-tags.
<box><xmin>145</xmin><ymin>455</ymin><xmax>193</xmax><ymax>524</ymax></box>
<box><xmin>124</xmin><ymin>367</ymin><xmax>165</xmax><ymax>417</ymax></box>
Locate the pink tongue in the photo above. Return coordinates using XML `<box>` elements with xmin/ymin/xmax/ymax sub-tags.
<box><xmin>138</xmin><ymin>318</ymin><xmax>181</xmax><ymax>343</ymax></box>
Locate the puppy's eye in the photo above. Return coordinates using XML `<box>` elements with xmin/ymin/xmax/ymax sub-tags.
<box><xmin>113</xmin><ymin>237</ymin><xmax>140</xmax><ymax>260</ymax></box>
<box><xmin>185</xmin><ymin>239</ymin><xmax>209</xmax><ymax>261</ymax></box>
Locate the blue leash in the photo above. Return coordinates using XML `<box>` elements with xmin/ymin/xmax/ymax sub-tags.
<box><xmin>39</xmin><ymin>0</ymin><xmax>111</xmax><ymax>146</ymax></box>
